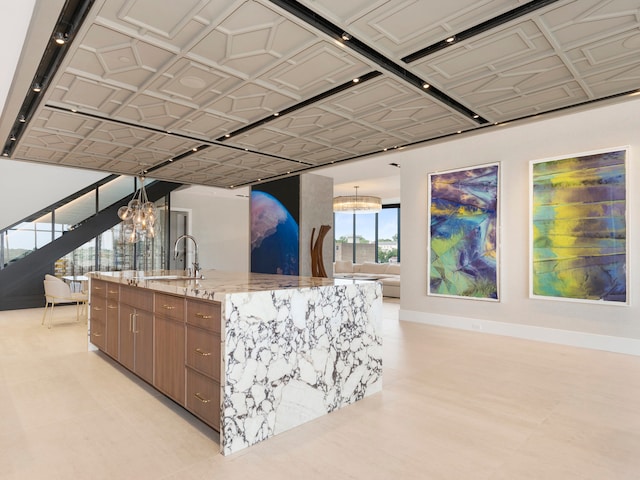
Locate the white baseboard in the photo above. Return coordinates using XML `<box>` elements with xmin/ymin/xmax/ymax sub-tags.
<box><xmin>399</xmin><ymin>309</ymin><xmax>640</xmax><ymax>357</ymax></box>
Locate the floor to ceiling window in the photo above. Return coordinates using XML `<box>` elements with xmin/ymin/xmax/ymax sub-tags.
<box><xmin>334</xmin><ymin>204</ymin><xmax>400</xmax><ymax>264</ymax></box>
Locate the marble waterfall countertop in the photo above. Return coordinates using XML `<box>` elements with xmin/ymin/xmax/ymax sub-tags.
<box><xmin>90</xmin><ymin>269</ymin><xmax>371</xmax><ymax>301</ymax></box>
<box><xmin>89</xmin><ymin>269</ymin><xmax>383</xmax><ymax>455</ymax></box>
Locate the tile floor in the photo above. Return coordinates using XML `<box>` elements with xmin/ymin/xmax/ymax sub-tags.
<box><xmin>1</xmin><ymin>301</ymin><xmax>640</xmax><ymax>479</ymax></box>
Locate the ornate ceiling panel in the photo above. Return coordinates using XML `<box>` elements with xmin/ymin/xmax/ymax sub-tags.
<box><xmin>3</xmin><ymin>0</ymin><xmax>640</xmax><ymax>189</ymax></box>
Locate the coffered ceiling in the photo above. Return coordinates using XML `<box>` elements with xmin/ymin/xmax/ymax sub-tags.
<box><xmin>2</xmin><ymin>0</ymin><xmax>640</xmax><ymax>189</ymax></box>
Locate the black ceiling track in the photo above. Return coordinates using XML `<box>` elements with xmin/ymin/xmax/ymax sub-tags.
<box><xmin>215</xmin><ymin>71</ymin><xmax>383</xmax><ymax>142</ymax></box>
<box><xmin>402</xmin><ymin>0</ymin><xmax>563</xmax><ymax>63</ymax></box>
<box><xmin>2</xmin><ymin>0</ymin><xmax>95</xmax><ymax>158</ymax></box>
<box><xmin>268</xmin><ymin>0</ymin><xmax>488</xmax><ymax>124</ymax></box>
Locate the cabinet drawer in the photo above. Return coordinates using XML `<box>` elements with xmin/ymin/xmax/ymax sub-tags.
<box><xmin>186</xmin><ymin>368</ymin><xmax>220</xmax><ymax>430</ymax></box>
<box><xmin>90</xmin><ymin>316</ymin><xmax>106</xmax><ymax>350</ymax></box>
<box><xmin>91</xmin><ymin>295</ymin><xmax>107</xmax><ymax>322</ymax></box>
<box><xmin>91</xmin><ymin>279</ymin><xmax>108</xmax><ymax>297</ymax></box>
<box><xmin>154</xmin><ymin>293</ymin><xmax>184</xmax><ymax>321</ymax></box>
<box><xmin>186</xmin><ymin>299</ymin><xmax>221</xmax><ymax>333</ymax></box>
<box><xmin>186</xmin><ymin>326</ymin><xmax>220</xmax><ymax>381</ymax></box>
<box><xmin>120</xmin><ymin>285</ymin><xmax>153</xmax><ymax>310</ymax></box>
<box><xmin>106</xmin><ymin>283</ymin><xmax>119</xmax><ymax>301</ymax></box>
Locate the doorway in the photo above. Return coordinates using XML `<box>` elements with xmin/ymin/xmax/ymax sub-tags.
<box><xmin>169</xmin><ymin>210</ymin><xmax>189</xmax><ymax>271</ymax></box>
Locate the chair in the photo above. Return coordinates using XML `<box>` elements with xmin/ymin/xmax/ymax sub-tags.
<box><xmin>42</xmin><ymin>274</ymin><xmax>88</xmax><ymax>329</ymax></box>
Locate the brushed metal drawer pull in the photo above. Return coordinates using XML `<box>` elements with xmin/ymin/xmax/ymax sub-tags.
<box><xmin>93</xmin><ymin>286</ymin><xmax>103</xmax><ymax>290</ymax></box>
<box><xmin>195</xmin><ymin>348</ymin><xmax>211</xmax><ymax>356</ymax></box>
<box><xmin>194</xmin><ymin>392</ymin><xmax>211</xmax><ymax>404</ymax></box>
<box><xmin>92</xmin><ymin>332</ymin><xmax>102</xmax><ymax>337</ymax></box>
<box><xmin>162</xmin><ymin>304</ymin><xmax>176</xmax><ymax>310</ymax></box>
<box><xmin>93</xmin><ymin>307</ymin><xmax>103</xmax><ymax>311</ymax></box>
<box><xmin>108</xmin><ymin>290</ymin><xmax>117</xmax><ymax>294</ymax></box>
<box><xmin>195</xmin><ymin>313</ymin><xmax>212</xmax><ymax>319</ymax></box>
<box><xmin>107</xmin><ymin>305</ymin><xmax>117</xmax><ymax>309</ymax></box>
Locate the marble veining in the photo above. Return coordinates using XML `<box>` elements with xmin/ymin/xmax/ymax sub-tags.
<box><xmin>91</xmin><ymin>269</ymin><xmax>360</xmax><ymax>302</ymax></box>
<box><xmin>221</xmin><ymin>282</ymin><xmax>382</xmax><ymax>455</ymax></box>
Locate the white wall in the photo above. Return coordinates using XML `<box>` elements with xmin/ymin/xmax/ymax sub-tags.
<box><xmin>0</xmin><ymin>160</ymin><xmax>106</xmax><ymax>228</ymax></box>
<box><xmin>395</xmin><ymin>96</ymin><xmax>640</xmax><ymax>355</ymax></box>
<box><xmin>171</xmin><ymin>187</ymin><xmax>250</xmax><ymax>272</ymax></box>
<box><xmin>0</xmin><ymin>0</ymin><xmax>36</xmax><ymax>117</ymax></box>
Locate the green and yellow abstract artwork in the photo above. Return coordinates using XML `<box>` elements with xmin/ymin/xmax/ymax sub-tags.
<box><xmin>429</xmin><ymin>164</ymin><xmax>499</xmax><ymax>300</ymax></box>
<box><xmin>531</xmin><ymin>149</ymin><xmax>627</xmax><ymax>303</ymax></box>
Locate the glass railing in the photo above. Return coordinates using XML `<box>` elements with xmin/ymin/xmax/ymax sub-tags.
<box><xmin>55</xmin><ymin>185</ymin><xmax>168</xmax><ymax>275</ymax></box>
<box><xmin>0</xmin><ymin>175</ymin><xmax>138</xmax><ymax>269</ymax></box>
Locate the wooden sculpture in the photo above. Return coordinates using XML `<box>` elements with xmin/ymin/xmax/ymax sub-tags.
<box><xmin>310</xmin><ymin>224</ymin><xmax>331</xmax><ymax>277</ymax></box>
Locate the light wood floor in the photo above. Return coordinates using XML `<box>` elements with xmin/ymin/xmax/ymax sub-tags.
<box><xmin>1</xmin><ymin>302</ymin><xmax>639</xmax><ymax>479</ymax></box>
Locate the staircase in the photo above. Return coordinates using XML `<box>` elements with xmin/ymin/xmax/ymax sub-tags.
<box><xmin>0</xmin><ymin>179</ymin><xmax>181</xmax><ymax>310</ymax></box>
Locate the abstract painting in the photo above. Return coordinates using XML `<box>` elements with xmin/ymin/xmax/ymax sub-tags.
<box><xmin>530</xmin><ymin>149</ymin><xmax>627</xmax><ymax>303</ymax></box>
<box><xmin>428</xmin><ymin>163</ymin><xmax>499</xmax><ymax>300</ymax></box>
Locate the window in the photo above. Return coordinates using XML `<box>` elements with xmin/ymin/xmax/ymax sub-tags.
<box><xmin>334</xmin><ymin>204</ymin><xmax>400</xmax><ymax>263</ymax></box>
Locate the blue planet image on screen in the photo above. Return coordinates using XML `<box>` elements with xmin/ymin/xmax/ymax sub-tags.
<box><xmin>251</xmin><ymin>191</ymin><xmax>299</xmax><ymax>275</ymax></box>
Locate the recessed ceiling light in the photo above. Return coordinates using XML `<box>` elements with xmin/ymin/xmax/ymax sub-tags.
<box><xmin>423</xmin><ymin>83</ymin><xmax>430</xmax><ymax>89</ymax></box>
<box><xmin>19</xmin><ymin>115</ymin><xmax>26</xmax><ymax>123</ymax></box>
<box><xmin>446</xmin><ymin>36</ymin><xmax>455</xmax><ymax>43</ymax></box>
<box><xmin>10</xmin><ymin>135</ymin><xmax>16</xmax><ymax>141</ymax></box>
<box><xmin>273</xmin><ymin>112</ymin><xmax>279</xmax><ymax>117</ymax></box>
<box><xmin>353</xmin><ymin>78</ymin><xmax>359</xmax><ymax>83</ymax></box>
<box><xmin>341</xmin><ymin>32</ymin><xmax>351</xmax><ymax>41</ymax></box>
<box><xmin>225</xmin><ymin>134</ymin><xmax>230</xmax><ymax>138</ymax></box>
<box><xmin>32</xmin><ymin>83</ymin><xmax>42</xmax><ymax>93</ymax></box>
<box><xmin>192</xmin><ymin>147</ymin><xmax>198</xmax><ymax>152</ymax></box>
<box><xmin>472</xmin><ymin>114</ymin><xmax>479</xmax><ymax>119</ymax></box>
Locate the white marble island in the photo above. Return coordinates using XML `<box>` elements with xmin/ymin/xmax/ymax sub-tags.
<box><xmin>88</xmin><ymin>270</ymin><xmax>382</xmax><ymax>455</ymax></box>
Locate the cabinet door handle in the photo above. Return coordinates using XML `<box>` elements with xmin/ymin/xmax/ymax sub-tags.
<box><xmin>194</xmin><ymin>392</ymin><xmax>211</xmax><ymax>404</ymax></box>
<box><xmin>93</xmin><ymin>306</ymin><xmax>102</xmax><ymax>311</ymax></box>
<box><xmin>93</xmin><ymin>286</ymin><xmax>103</xmax><ymax>290</ymax></box>
<box><xmin>92</xmin><ymin>332</ymin><xmax>102</xmax><ymax>337</ymax></box>
<box><xmin>129</xmin><ymin>313</ymin><xmax>133</xmax><ymax>332</ymax></box>
<box><xmin>108</xmin><ymin>290</ymin><xmax>117</xmax><ymax>294</ymax></box>
<box><xmin>133</xmin><ymin>313</ymin><xmax>139</xmax><ymax>334</ymax></box>
<box><xmin>162</xmin><ymin>304</ymin><xmax>176</xmax><ymax>310</ymax></box>
<box><xmin>108</xmin><ymin>305</ymin><xmax>117</xmax><ymax>310</ymax></box>
<box><xmin>195</xmin><ymin>313</ymin><xmax>212</xmax><ymax>319</ymax></box>
<box><xmin>195</xmin><ymin>348</ymin><xmax>211</xmax><ymax>357</ymax></box>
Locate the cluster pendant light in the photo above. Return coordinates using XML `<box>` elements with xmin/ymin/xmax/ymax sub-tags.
<box><xmin>333</xmin><ymin>186</ymin><xmax>382</xmax><ymax>214</ymax></box>
<box><xmin>117</xmin><ymin>176</ymin><xmax>157</xmax><ymax>242</ymax></box>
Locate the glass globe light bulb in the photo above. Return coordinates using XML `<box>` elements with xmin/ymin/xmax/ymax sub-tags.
<box><xmin>118</xmin><ymin>206</ymin><xmax>133</xmax><ymax>221</ymax></box>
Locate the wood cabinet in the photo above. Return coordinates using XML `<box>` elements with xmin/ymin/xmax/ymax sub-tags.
<box><xmin>105</xmin><ymin>283</ymin><xmax>120</xmax><ymax>358</ymax></box>
<box><xmin>154</xmin><ymin>293</ymin><xmax>185</xmax><ymax>405</ymax></box>
<box><xmin>89</xmin><ymin>278</ymin><xmax>221</xmax><ymax>432</ymax></box>
<box><xmin>185</xmin><ymin>298</ymin><xmax>221</xmax><ymax>429</ymax></box>
<box><xmin>119</xmin><ymin>286</ymin><xmax>154</xmax><ymax>384</ymax></box>
<box><xmin>89</xmin><ymin>280</ymin><xmax>107</xmax><ymax>351</ymax></box>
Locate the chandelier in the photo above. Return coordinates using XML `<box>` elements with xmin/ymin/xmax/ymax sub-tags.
<box><xmin>117</xmin><ymin>176</ymin><xmax>157</xmax><ymax>242</ymax></box>
<box><xmin>333</xmin><ymin>186</ymin><xmax>382</xmax><ymax>214</ymax></box>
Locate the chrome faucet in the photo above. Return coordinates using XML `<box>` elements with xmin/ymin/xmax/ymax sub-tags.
<box><xmin>174</xmin><ymin>234</ymin><xmax>201</xmax><ymax>278</ymax></box>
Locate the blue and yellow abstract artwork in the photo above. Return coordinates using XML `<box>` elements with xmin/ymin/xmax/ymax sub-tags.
<box><xmin>531</xmin><ymin>149</ymin><xmax>627</xmax><ymax>303</ymax></box>
<box><xmin>429</xmin><ymin>164</ymin><xmax>499</xmax><ymax>300</ymax></box>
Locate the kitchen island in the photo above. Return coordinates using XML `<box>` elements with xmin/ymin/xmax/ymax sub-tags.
<box><xmin>88</xmin><ymin>269</ymin><xmax>382</xmax><ymax>455</ymax></box>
